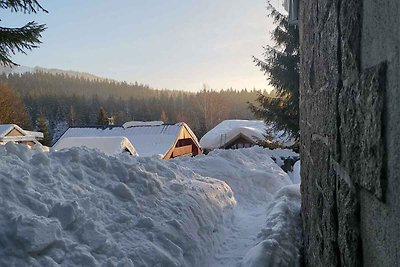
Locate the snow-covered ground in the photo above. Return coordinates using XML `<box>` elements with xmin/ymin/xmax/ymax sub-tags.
<box><xmin>175</xmin><ymin>147</ymin><xmax>302</xmax><ymax>266</ymax></box>
<box><xmin>0</xmin><ymin>143</ymin><xmax>301</xmax><ymax>266</ymax></box>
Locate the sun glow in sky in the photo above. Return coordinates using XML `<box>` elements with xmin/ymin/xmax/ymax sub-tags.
<box><xmin>3</xmin><ymin>0</ymin><xmax>284</xmax><ymax>91</ymax></box>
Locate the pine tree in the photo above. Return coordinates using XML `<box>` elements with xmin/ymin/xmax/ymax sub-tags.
<box><xmin>249</xmin><ymin>4</ymin><xmax>299</xmax><ymax>139</ymax></box>
<box><xmin>97</xmin><ymin>107</ymin><xmax>108</xmax><ymax>125</ymax></box>
<box><xmin>0</xmin><ymin>0</ymin><xmax>47</xmax><ymax>66</ymax></box>
<box><xmin>37</xmin><ymin>113</ymin><xmax>51</xmax><ymax>146</ymax></box>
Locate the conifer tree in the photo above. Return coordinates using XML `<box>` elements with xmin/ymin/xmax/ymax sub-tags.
<box><xmin>0</xmin><ymin>0</ymin><xmax>47</xmax><ymax>65</ymax></box>
<box><xmin>97</xmin><ymin>107</ymin><xmax>108</xmax><ymax>125</ymax></box>
<box><xmin>37</xmin><ymin>113</ymin><xmax>51</xmax><ymax>146</ymax></box>
<box><xmin>249</xmin><ymin>4</ymin><xmax>299</xmax><ymax>139</ymax></box>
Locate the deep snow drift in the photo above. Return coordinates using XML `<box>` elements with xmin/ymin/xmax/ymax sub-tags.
<box><xmin>242</xmin><ymin>185</ymin><xmax>302</xmax><ymax>267</ymax></box>
<box><xmin>175</xmin><ymin>147</ymin><xmax>292</xmax><ymax>205</ymax></box>
<box><xmin>175</xmin><ymin>147</ymin><xmax>302</xmax><ymax>266</ymax></box>
<box><xmin>0</xmin><ymin>144</ymin><xmax>301</xmax><ymax>266</ymax></box>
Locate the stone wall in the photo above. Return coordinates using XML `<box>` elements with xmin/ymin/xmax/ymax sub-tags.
<box><xmin>299</xmin><ymin>0</ymin><xmax>400</xmax><ymax>266</ymax></box>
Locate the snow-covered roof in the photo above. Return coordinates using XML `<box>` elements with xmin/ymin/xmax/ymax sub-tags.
<box><xmin>200</xmin><ymin>120</ymin><xmax>294</xmax><ymax>150</ymax></box>
<box><xmin>200</xmin><ymin>120</ymin><xmax>265</xmax><ymax>150</ymax></box>
<box><xmin>0</xmin><ymin>124</ymin><xmax>15</xmax><ymax>138</ymax></box>
<box><xmin>0</xmin><ymin>124</ymin><xmax>43</xmax><ymax>144</ymax></box>
<box><xmin>25</xmin><ymin>130</ymin><xmax>44</xmax><ymax>139</ymax></box>
<box><xmin>53</xmin><ymin>136</ymin><xmax>137</xmax><ymax>156</ymax></box>
<box><xmin>54</xmin><ymin>122</ymin><xmax>199</xmax><ymax>158</ymax></box>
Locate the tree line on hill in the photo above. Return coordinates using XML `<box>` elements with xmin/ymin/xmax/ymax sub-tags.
<box><xmin>0</xmin><ymin>72</ymin><xmax>273</xmax><ymax>145</ymax></box>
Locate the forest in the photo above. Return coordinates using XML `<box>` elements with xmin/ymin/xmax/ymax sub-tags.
<box><xmin>0</xmin><ymin>71</ymin><xmax>271</xmax><ymax>143</ymax></box>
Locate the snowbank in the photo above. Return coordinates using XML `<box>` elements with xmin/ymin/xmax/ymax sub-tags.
<box><xmin>175</xmin><ymin>147</ymin><xmax>301</xmax><ymax>266</ymax></box>
<box><xmin>0</xmin><ymin>142</ymin><xmax>235</xmax><ymax>266</ymax></box>
<box><xmin>175</xmin><ymin>146</ymin><xmax>292</xmax><ymax>205</ymax></box>
<box><xmin>0</xmin><ymin>143</ymin><xmax>302</xmax><ymax>266</ymax></box>
<box><xmin>288</xmin><ymin>160</ymin><xmax>301</xmax><ymax>184</ymax></box>
<box><xmin>242</xmin><ymin>184</ymin><xmax>302</xmax><ymax>267</ymax></box>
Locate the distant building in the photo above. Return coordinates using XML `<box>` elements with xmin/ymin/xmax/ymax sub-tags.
<box><xmin>0</xmin><ymin>124</ymin><xmax>44</xmax><ymax>147</ymax></box>
<box><xmin>53</xmin><ymin>121</ymin><xmax>202</xmax><ymax>159</ymax></box>
<box><xmin>200</xmin><ymin>120</ymin><xmax>294</xmax><ymax>153</ymax></box>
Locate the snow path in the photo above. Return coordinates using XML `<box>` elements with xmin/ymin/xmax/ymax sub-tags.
<box><xmin>208</xmin><ymin>205</ymin><xmax>266</xmax><ymax>267</ymax></box>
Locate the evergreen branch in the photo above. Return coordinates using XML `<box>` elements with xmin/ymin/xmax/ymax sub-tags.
<box><xmin>0</xmin><ymin>21</ymin><xmax>46</xmax><ymax>65</ymax></box>
<box><xmin>0</xmin><ymin>0</ymin><xmax>47</xmax><ymax>13</ymax></box>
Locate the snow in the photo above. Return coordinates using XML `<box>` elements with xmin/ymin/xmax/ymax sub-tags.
<box><xmin>0</xmin><ymin>124</ymin><xmax>43</xmax><ymax>139</ymax></box>
<box><xmin>53</xmin><ymin>136</ymin><xmax>138</xmax><ymax>156</ymax></box>
<box><xmin>0</xmin><ymin>124</ymin><xmax>43</xmax><ymax>146</ymax></box>
<box><xmin>175</xmin><ymin>146</ymin><xmax>292</xmax><ymax>205</ymax></box>
<box><xmin>54</xmin><ymin>122</ymin><xmax>199</xmax><ymax>158</ymax></box>
<box><xmin>0</xmin><ymin>124</ymin><xmax>15</xmax><ymax>137</ymax></box>
<box><xmin>122</xmin><ymin>120</ymin><xmax>164</xmax><ymax>128</ymax></box>
<box><xmin>173</xmin><ymin>147</ymin><xmax>302</xmax><ymax>266</ymax></box>
<box><xmin>288</xmin><ymin>160</ymin><xmax>301</xmax><ymax>184</ymax></box>
<box><xmin>242</xmin><ymin>185</ymin><xmax>302</xmax><ymax>267</ymax></box>
<box><xmin>0</xmin><ymin>142</ymin><xmax>235</xmax><ymax>266</ymax></box>
<box><xmin>200</xmin><ymin>120</ymin><xmax>294</xmax><ymax>150</ymax></box>
<box><xmin>25</xmin><ymin>130</ymin><xmax>44</xmax><ymax>139</ymax></box>
<box><xmin>0</xmin><ymin>143</ymin><xmax>302</xmax><ymax>266</ymax></box>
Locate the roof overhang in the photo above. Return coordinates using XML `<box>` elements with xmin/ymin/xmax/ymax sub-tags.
<box><xmin>219</xmin><ymin>132</ymin><xmax>258</xmax><ymax>149</ymax></box>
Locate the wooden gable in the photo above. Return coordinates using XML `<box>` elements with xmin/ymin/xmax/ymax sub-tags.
<box><xmin>164</xmin><ymin>124</ymin><xmax>202</xmax><ymax>160</ymax></box>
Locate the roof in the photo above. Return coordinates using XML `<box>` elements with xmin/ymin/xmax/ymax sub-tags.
<box><xmin>53</xmin><ymin>136</ymin><xmax>137</xmax><ymax>156</ymax></box>
<box><xmin>0</xmin><ymin>125</ymin><xmax>15</xmax><ymax>138</ymax></box>
<box><xmin>0</xmin><ymin>124</ymin><xmax>44</xmax><ymax>144</ymax></box>
<box><xmin>54</xmin><ymin>121</ymin><xmax>200</xmax><ymax>157</ymax></box>
<box><xmin>199</xmin><ymin>120</ymin><xmax>294</xmax><ymax>150</ymax></box>
<box><xmin>200</xmin><ymin>120</ymin><xmax>265</xmax><ymax>150</ymax></box>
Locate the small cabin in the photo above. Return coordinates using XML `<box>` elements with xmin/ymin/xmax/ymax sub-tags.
<box><xmin>200</xmin><ymin>120</ymin><xmax>295</xmax><ymax>153</ymax></box>
<box><xmin>0</xmin><ymin>124</ymin><xmax>43</xmax><ymax>147</ymax></box>
<box><xmin>200</xmin><ymin>120</ymin><xmax>265</xmax><ymax>153</ymax></box>
<box><xmin>54</xmin><ymin>121</ymin><xmax>202</xmax><ymax>159</ymax></box>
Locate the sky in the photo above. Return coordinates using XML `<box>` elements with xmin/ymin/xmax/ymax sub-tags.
<box><xmin>3</xmin><ymin>0</ymin><xmax>285</xmax><ymax>92</ymax></box>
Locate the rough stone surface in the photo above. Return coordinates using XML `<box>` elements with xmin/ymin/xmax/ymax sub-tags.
<box><xmin>299</xmin><ymin>0</ymin><xmax>399</xmax><ymax>266</ymax></box>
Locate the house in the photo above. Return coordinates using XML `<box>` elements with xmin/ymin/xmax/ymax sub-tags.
<box><xmin>200</xmin><ymin>120</ymin><xmax>294</xmax><ymax>152</ymax></box>
<box><xmin>53</xmin><ymin>121</ymin><xmax>202</xmax><ymax>159</ymax></box>
<box><xmin>0</xmin><ymin>124</ymin><xmax>44</xmax><ymax>147</ymax></box>
<box><xmin>53</xmin><ymin>136</ymin><xmax>137</xmax><ymax>156</ymax></box>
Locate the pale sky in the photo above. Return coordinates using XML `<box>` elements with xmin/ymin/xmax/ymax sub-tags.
<box><xmin>3</xmin><ymin>0</ymin><xmax>285</xmax><ymax>91</ymax></box>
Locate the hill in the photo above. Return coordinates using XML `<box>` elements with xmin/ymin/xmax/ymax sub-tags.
<box><xmin>0</xmin><ymin>65</ymin><xmax>109</xmax><ymax>81</ymax></box>
<box><xmin>0</xmin><ymin>72</ymin><xmax>264</xmax><ymax>143</ymax></box>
